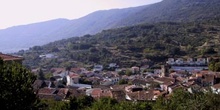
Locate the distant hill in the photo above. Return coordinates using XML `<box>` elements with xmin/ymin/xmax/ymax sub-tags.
<box><xmin>118</xmin><ymin>0</ymin><xmax>220</xmax><ymax>25</ymax></box>
<box><xmin>59</xmin><ymin>0</ymin><xmax>220</xmax><ymax>37</ymax></box>
<box><xmin>0</xmin><ymin>19</ymin><xmax>70</xmax><ymax>53</ymax></box>
<box><xmin>20</xmin><ymin>18</ymin><xmax>220</xmax><ymax>69</ymax></box>
<box><xmin>1</xmin><ymin>0</ymin><xmax>220</xmax><ymax>53</ymax></box>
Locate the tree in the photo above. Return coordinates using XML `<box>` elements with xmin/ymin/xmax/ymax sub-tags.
<box><xmin>209</xmin><ymin>61</ymin><xmax>220</xmax><ymax>72</ymax></box>
<box><xmin>126</xmin><ymin>69</ymin><xmax>133</xmax><ymax>76</ymax></box>
<box><xmin>69</xmin><ymin>96</ymin><xmax>94</xmax><ymax>110</ymax></box>
<box><xmin>209</xmin><ymin>62</ymin><xmax>215</xmax><ymax>71</ymax></box>
<box><xmin>118</xmin><ymin>79</ymin><xmax>128</xmax><ymax>85</ymax></box>
<box><xmin>214</xmin><ymin>62</ymin><xmax>220</xmax><ymax>72</ymax></box>
<box><xmin>0</xmin><ymin>59</ymin><xmax>38</xmax><ymax>110</ymax></box>
<box><xmin>38</xmin><ymin>68</ymin><xmax>45</xmax><ymax>80</ymax></box>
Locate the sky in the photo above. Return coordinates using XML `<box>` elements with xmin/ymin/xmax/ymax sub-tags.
<box><xmin>0</xmin><ymin>0</ymin><xmax>162</xmax><ymax>29</ymax></box>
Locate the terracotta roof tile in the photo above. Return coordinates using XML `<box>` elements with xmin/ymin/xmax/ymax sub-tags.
<box><xmin>0</xmin><ymin>53</ymin><xmax>23</xmax><ymax>61</ymax></box>
<box><xmin>111</xmin><ymin>90</ymin><xmax>125</xmax><ymax>101</ymax></box>
<box><xmin>69</xmin><ymin>73</ymin><xmax>80</xmax><ymax>78</ymax></box>
<box><xmin>154</xmin><ymin>77</ymin><xmax>175</xmax><ymax>85</ymax></box>
<box><xmin>68</xmin><ymin>88</ymin><xmax>85</xmax><ymax>97</ymax></box>
<box><xmin>127</xmin><ymin>90</ymin><xmax>154</xmax><ymax>101</ymax></box>
<box><xmin>38</xmin><ymin>88</ymin><xmax>57</xmax><ymax>95</ymax></box>
<box><xmin>91</xmin><ymin>88</ymin><xmax>102</xmax><ymax>98</ymax></box>
<box><xmin>212</xmin><ymin>83</ymin><xmax>220</xmax><ymax>89</ymax></box>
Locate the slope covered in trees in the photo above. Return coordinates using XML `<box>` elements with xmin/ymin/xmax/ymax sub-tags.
<box><xmin>19</xmin><ymin>18</ymin><xmax>220</xmax><ymax>69</ymax></box>
<box><xmin>2</xmin><ymin>0</ymin><xmax>220</xmax><ymax>53</ymax></box>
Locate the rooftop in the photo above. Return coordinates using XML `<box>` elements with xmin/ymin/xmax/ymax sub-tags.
<box><xmin>0</xmin><ymin>53</ymin><xmax>23</xmax><ymax>61</ymax></box>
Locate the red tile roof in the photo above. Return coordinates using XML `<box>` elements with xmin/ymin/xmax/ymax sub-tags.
<box><xmin>50</xmin><ymin>68</ymin><xmax>65</xmax><ymax>74</ymax></box>
<box><xmin>38</xmin><ymin>88</ymin><xmax>57</xmax><ymax>95</ymax></box>
<box><xmin>69</xmin><ymin>73</ymin><xmax>80</xmax><ymax>78</ymax></box>
<box><xmin>127</xmin><ymin>90</ymin><xmax>154</xmax><ymax>101</ymax></box>
<box><xmin>91</xmin><ymin>88</ymin><xmax>102</xmax><ymax>98</ymax></box>
<box><xmin>212</xmin><ymin>83</ymin><xmax>220</xmax><ymax>89</ymax></box>
<box><xmin>154</xmin><ymin>77</ymin><xmax>175</xmax><ymax>85</ymax></box>
<box><xmin>57</xmin><ymin>88</ymin><xmax>69</xmax><ymax>95</ymax></box>
<box><xmin>0</xmin><ymin>53</ymin><xmax>23</xmax><ymax>61</ymax></box>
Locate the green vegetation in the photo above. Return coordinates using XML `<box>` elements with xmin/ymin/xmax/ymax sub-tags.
<box><xmin>37</xmin><ymin>89</ymin><xmax>220</xmax><ymax>110</ymax></box>
<box><xmin>38</xmin><ymin>96</ymin><xmax>151</xmax><ymax>110</ymax></box>
<box><xmin>0</xmin><ymin>59</ymin><xmax>38</xmax><ymax>110</ymax></box>
<box><xmin>208</xmin><ymin>58</ymin><xmax>220</xmax><ymax>72</ymax></box>
<box><xmin>153</xmin><ymin>89</ymin><xmax>220</xmax><ymax>110</ymax></box>
<box><xmin>19</xmin><ymin>18</ymin><xmax>220</xmax><ymax>69</ymax></box>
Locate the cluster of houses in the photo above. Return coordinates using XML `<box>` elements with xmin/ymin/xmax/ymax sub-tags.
<box><xmin>166</xmin><ymin>57</ymin><xmax>208</xmax><ymax>66</ymax></box>
<box><xmin>2</xmin><ymin>53</ymin><xmax>220</xmax><ymax>102</ymax></box>
<box><xmin>31</xmin><ymin>61</ymin><xmax>220</xmax><ymax>102</ymax></box>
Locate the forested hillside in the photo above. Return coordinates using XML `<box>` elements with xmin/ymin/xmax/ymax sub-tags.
<box><xmin>2</xmin><ymin>0</ymin><xmax>220</xmax><ymax>53</ymax></box>
<box><xmin>119</xmin><ymin>0</ymin><xmax>220</xmax><ymax>25</ymax></box>
<box><xmin>19</xmin><ymin>18</ymin><xmax>220</xmax><ymax>69</ymax></box>
<box><xmin>47</xmin><ymin>0</ymin><xmax>220</xmax><ymax>41</ymax></box>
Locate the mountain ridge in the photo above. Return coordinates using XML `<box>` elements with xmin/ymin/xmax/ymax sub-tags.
<box><xmin>0</xmin><ymin>19</ymin><xmax>70</xmax><ymax>53</ymax></box>
<box><xmin>1</xmin><ymin>0</ymin><xmax>220</xmax><ymax>53</ymax></box>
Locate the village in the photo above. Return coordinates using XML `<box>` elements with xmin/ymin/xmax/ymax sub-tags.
<box><xmin>31</xmin><ymin>56</ymin><xmax>220</xmax><ymax>102</ymax></box>
<box><xmin>1</xmin><ymin>53</ymin><xmax>220</xmax><ymax>102</ymax></box>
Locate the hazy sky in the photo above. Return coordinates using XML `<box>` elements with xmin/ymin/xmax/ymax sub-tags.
<box><xmin>0</xmin><ymin>0</ymin><xmax>162</xmax><ymax>29</ymax></box>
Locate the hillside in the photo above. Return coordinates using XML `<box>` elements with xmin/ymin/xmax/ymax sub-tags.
<box><xmin>49</xmin><ymin>0</ymin><xmax>220</xmax><ymax>39</ymax></box>
<box><xmin>119</xmin><ymin>0</ymin><xmax>220</xmax><ymax>25</ymax></box>
<box><xmin>2</xmin><ymin>0</ymin><xmax>220</xmax><ymax>53</ymax></box>
<box><xmin>0</xmin><ymin>19</ymin><xmax>70</xmax><ymax>53</ymax></box>
<box><xmin>19</xmin><ymin>18</ymin><xmax>220</xmax><ymax>69</ymax></box>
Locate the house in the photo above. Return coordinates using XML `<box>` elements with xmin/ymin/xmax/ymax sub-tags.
<box><xmin>100</xmin><ymin>79</ymin><xmax>114</xmax><ymax>86</ymax></box>
<box><xmin>196</xmin><ymin>58</ymin><xmax>207</xmax><ymax>66</ymax></box>
<box><xmin>0</xmin><ymin>53</ymin><xmax>23</xmax><ymax>64</ymax></box>
<box><xmin>100</xmin><ymin>77</ymin><xmax>120</xmax><ymax>86</ymax></box>
<box><xmin>32</xmin><ymin>80</ymin><xmax>47</xmax><ymax>93</ymax></box>
<box><xmin>109</xmin><ymin>63</ymin><xmax>118</xmax><ymax>68</ymax></box>
<box><xmin>87</xmin><ymin>77</ymin><xmax>102</xmax><ymax>85</ymax></box>
<box><xmin>131</xmin><ymin>79</ymin><xmax>148</xmax><ymax>88</ymax></box>
<box><xmin>89</xmin><ymin>88</ymin><xmax>102</xmax><ymax>99</ymax></box>
<box><xmin>51</xmin><ymin>68</ymin><xmax>66</xmax><ymax>78</ymax></box>
<box><xmin>50</xmin><ymin>76</ymin><xmax>63</xmax><ymax>82</ymax></box>
<box><xmin>71</xmin><ymin>84</ymin><xmax>92</xmax><ymax>89</ymax></box>
<box><xmin>211</xmin><ymin>83</ymin><xmax>220</xmax><ymax>94</ymax></box>
<box><xmin>125</xmin><ymin>85</ymin><xmax>143</xmax><ymax>93</ymax></box>
<box><xmin>37</xmin><ymin>88</ymin><xmax>57</xmax><ymax>100</ymax></box>
<box><xmin>108</xmin><ymin>63</ymin><xmax>119</xmax><ymax>70</ymax></box>
<box><xmin>131</xmin><ymin>66</ymin><xmax>140</xmax><ymax>74</ymax></box>
<box><xmin>140</xmin><ymin>65</ymin><xmax>149</xmax><ymax>72</ymax></box>
<box><xmin>86</xmin><ymin>88</ymin><xmax>111</xmax><ymax>99</ymax></box>
<box><xmin>199</xmin><ymin>73</ymin><xmax>215</xmax><ymax>87</ymax></box>
<box><xmin>67</xmin><ymin>88</ymin><xmax>86</xmax><ymax>98</ymax></box>
<box><xmin>66</xmin><ymin>73</ymin><xmax>80</xmax><ymax>86</ymax></box>
<box><xmin>56</xmin><ymin>88</ymin><xmax>69</xmax><ymax>100</ymax></box>
<box><xmin>82</xmin><ymin>71</ymin><xmax>95</xmax><ymax>77</ymax></box>
<box><xmin>37</xmin><ymin>87</ymin><xmax>85</xmax><ymax>101</ymax></box>
<box><xmin>110</xmin><ymin>84</ymin><xmax>128</xmax><ymax>91</ymax></box>
<box><xmin>187</xmin><ymin>57</ymin><xmax>195</xmax><ymax>65</ymax></box>
<box><xmin>154</xmin><ymin>69</ymin><xmax>162</xmax><ymax>75</ymax></box>
<box><xmin>39</xmin><ymin>53</ymin><xmax>57</xmax><ymax>59</ymax></box>
<box><xmin>93</xmin><ymin>65</ymin><xmax>103</xmax><ymax>72</ymax></box>
<box><xmin>175</xmin><ymin>58</ymin><xmax>184</xmax><ymax>65</ymax></box>
<box><xmin>70</xmin><ymin>68</ymin><xmax>86</xmax><ymax>74</ymax></box>
<box><xmin>187</xmin><ymin>84</ymin><xmax>203</xmax><ymax>93</ymax></box>
<box><xmin>166</xmin><ymin>58</ymin><xmax>175</xmax><ymax>65</ymax></box>
<box><xmin>154</xmin><ymin>77</ymin><xmax>175</xmax><ymax>91</ymax></box>
<box><xmin>126</xmin><ymin>90</ymin><xmax>154</xmax><ymax>101</ymax></box>
<box><xmin>110</xmin><ymin>90</ymin><xmax>126</xmax><ymax>101</ymax></box>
